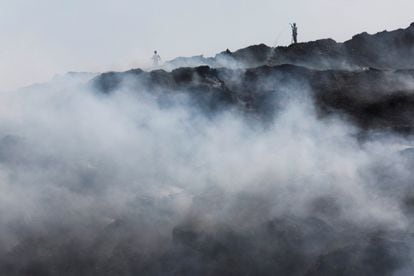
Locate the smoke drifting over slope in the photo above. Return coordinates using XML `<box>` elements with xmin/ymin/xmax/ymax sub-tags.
<box><xmin>165</xmin><ymin>23</ymin><xmax>414</xmax><ymax>71</ymax></box>
<box><xmin>1</xmin><ymin>25</ymin><xmax>414</xmax><ymax>275</ymax></box>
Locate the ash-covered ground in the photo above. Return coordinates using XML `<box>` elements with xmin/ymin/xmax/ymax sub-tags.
<box><xmin>1</xmin><ymin>24</ymin><xmax>414</xmax><ymax>275</ymax></box>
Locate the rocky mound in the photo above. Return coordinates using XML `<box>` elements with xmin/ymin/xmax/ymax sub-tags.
<box><xmin>92</xmin><ymin>23</ymin><xmax>414</xmax><ymax>134</ymax></box>
<box><xmin>93</xmin><ymin>64</ymin><xmax>414</xmax><ymax>133</ymax></box>
<box><xmin>165</xmin><ymin>23</ymin><xmax>414</xmax><ymax>71</ymax></box>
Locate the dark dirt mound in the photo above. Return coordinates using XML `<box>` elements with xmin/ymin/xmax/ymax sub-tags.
<box><xmin>166</xmin><ymin>23</ymin><xmax>414</xmax><ymax>71</ymax></box>
<box><xmin>93</xmin><ymin>65</ymin><xmax>414</xmax><ymax>133</ymax></box>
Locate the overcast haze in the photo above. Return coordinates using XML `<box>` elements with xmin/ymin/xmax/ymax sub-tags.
<box><xmin>1</xmin><ymin>0</ymin><xmax>413</xmax><ymax>91</ymax></box>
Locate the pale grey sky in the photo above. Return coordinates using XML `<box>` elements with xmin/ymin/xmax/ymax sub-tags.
<box><xmin>1</xmin><ymin>0</ymin><xmax>413</xmax><ymax>90</ymax></box>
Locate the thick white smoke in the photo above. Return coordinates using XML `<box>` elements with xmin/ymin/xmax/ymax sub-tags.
<box><xmin>0</xmin><ymin>73</ymin><xmax>413</xmax><ymax>275</ymax></box>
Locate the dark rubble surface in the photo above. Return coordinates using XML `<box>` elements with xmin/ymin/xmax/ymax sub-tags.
<box><xmin>1</xmin><ymin>214</ymin><xmax>411</xmax><ymax>276</ymax></box>
<box><xmin>93</xmin><ymin>65</ymin><xmax>414</xmax><ymax>134</ymax></box>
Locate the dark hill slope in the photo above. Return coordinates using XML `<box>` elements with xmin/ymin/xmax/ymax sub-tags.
<box><xmin>93</xmin><ymin>65</ymin><xmax>414</xmax><ymax>133</ymax></box>
<box><xmin>92</xmin><ymin>23</ymin><xmax>414</xmax><ymax>134</ymax></box>
<box><xmin>166</xmin><ymin>23</ymin><xmax>414</xmax><ymax>70</ymax></box>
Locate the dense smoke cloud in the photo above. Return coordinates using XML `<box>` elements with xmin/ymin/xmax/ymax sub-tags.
<box><xmin>0</xmin><ymin>71</ymin><xmax>413</xmax><ymax>275</ymax></box>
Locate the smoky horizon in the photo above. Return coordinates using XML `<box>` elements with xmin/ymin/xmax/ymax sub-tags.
<box><xmin>1</xmin><ymin>0</ymin><xmax>414</xmax><ymax>91</ymax></box>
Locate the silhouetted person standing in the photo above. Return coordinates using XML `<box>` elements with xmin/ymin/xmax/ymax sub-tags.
<box><xmin>290</xmin><ymin>23</ymin><xmax>298</xmax><ymax>44</ymax></box>
<box><xmin>152</xmin><ymin>50</ymin><xmax>161</xmax><ymax>67</ymax></box>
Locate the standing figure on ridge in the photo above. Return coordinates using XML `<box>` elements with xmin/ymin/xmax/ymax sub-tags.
<box><xmin>290</xmin><ymin>23</ymin><xmax>298</xmax><ymax>44</ymax></box>
<box><xmin>152</xmin><ymin>50</ymin><xmax>162</xmax><ymax>67</ymax></box>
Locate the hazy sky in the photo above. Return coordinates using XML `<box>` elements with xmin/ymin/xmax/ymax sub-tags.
<box><xmin>1</xmin><ymin>0</ymin><xmax>413</xmax><ymax>90</ymax></box>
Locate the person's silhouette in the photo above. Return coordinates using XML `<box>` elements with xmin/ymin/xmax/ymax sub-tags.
<box><xmin>290</xmin><ymin>23</ymin><xmax>298</xmax><ymax>44</ymax></box>
<box><xmin>152</xmin><ymin>50</ymin><xmax>161</xmax><ymax>67</ymax></box>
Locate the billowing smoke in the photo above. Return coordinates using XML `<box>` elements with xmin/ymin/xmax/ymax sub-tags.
<box><xmin>0</xmin><ymin>67</ymin><xmax>413</xmax><ymax>276</ymax></box>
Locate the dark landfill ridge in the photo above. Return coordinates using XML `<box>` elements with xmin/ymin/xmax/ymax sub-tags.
<box><xmin>2</xmin><ymin>24</ymin><xmax>414</xmax><ymax>276</ymax></box>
